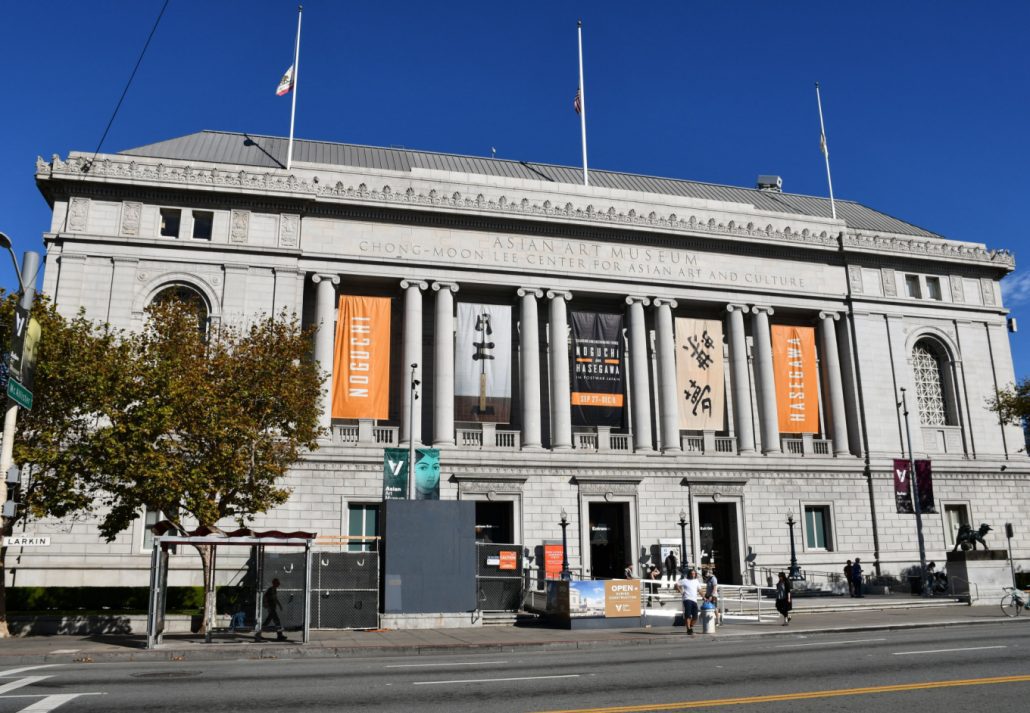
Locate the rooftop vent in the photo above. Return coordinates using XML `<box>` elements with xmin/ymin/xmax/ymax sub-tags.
<box><xmin>756</xmin><ymin>175</ymin><xmax>783</xmax><ymax>192</ymax></box>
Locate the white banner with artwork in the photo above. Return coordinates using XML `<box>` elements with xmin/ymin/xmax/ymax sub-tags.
<box><xmin>455</xmin><ymin>303</ymin><xmax>512</xmax><ymax>422</ymax></box>
<box><xmin>675</xmin><ymin>318</ymin><xmax>725</xmax><ymax>430</ymax></box>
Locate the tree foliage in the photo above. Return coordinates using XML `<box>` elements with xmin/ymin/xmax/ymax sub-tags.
<box><xmin>1</xmin><ymin>296</ymin><xmax>324</xmax><ymax>636</ymax></box>
<box><xmin>988</xmin><ymin>377</ymin><xmax>1030</xmax><ymax>427</ymax></box>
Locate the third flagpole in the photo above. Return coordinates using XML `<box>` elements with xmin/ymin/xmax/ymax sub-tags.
<box><xmin>577</xmin><ymin>20</ymin><xmax>589</xmax><ymax>187</ymax></box>
<box><xmin>815</xmin><ymin>82</ymin><xmax>836</xmax><ymax>220</ymax></box>
<box><xmin>287</xmin><ymin>5</ymin><xmax>303</xmax><ymax>171</ymax></box>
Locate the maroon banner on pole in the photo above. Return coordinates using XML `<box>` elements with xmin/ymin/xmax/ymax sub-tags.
<box><xmin>893</xmin><ymin>459</ymin><xmax>936</xmax><ymax>514</ymax></box>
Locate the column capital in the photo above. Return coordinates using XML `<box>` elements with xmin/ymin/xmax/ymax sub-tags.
<box><xmin>311</xmin><ymin>273</ymin><xmax>340</xmax><ymax>285</ymax></box>
<box><xmin>432</xmin><ymin>281</ymin><xmax>459</xmax><ymax>293</ymax></box>
<box><xmin>819</xmin><ymin>310</ymin><xmax>841</xmax><ymax>321</ymax></box>
<box><xmin>652</xmin><ymin>297</ymin><xmax>678</xmax><ymax>308</ymax></box>
<box><xmin>517</xmin><ymin>287</ymin><xmax>544</xmax><ymax>298</ymax></box>
<box><xmin>400</xmin><ymin>279</ymin><xmax>428</xmax><ymax>291</ymax></box>
<box><xmin>546</xmin><ymin>289</ymin><xmax>572</xmax><ymax>301</ymax></box>
<box><xmin>751</xmin><ymin>305</ymin><xmax>775</xmax><ymax>316</ymax></box>
<box><xmin>725</xmin><ymin>303</ymin><xmax>750</xmax><ymax>314</ymax></box>
<box><xmin>625</xmin><ymin>295</ymin><xmax>651</xmax><ymax>307</ymax></box>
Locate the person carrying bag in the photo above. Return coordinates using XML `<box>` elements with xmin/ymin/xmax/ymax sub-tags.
<box><xmin>775</xmin><ymin>571</ymin><xmax>792</xmax><ymax>626</ymax></box>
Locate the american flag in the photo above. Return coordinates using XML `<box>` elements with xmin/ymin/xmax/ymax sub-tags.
<box><xmin>574</xmin><ymin>89</ymin><xmax>582</xmax><ymax>115</ymax></box>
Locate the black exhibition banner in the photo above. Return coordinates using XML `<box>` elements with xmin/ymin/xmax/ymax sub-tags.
<box><xmin>569</xmin><ymin>311</ymin><xmax>626</xmax><ymax>427</ymax></box>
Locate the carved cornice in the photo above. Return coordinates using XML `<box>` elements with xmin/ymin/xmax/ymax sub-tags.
<box><xmin>39</xmin><ymin>154</ymin><xmax>847</xmax><ymax>253</ymax></box>
<box><xmin>844</xmin><ymin>230</ymin><xmax>1014</xmax><ymax>270</ymax></box>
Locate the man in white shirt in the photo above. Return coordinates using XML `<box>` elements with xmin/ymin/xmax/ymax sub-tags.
<box><xmin>674</xmin><ymin>567</ymin><xmax>701</xmax><ymax>635</ymax></box>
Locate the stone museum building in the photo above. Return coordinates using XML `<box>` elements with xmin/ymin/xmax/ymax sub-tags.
<box><xmin>22</xmin><ymin>130</ymin><xmax>1027</xmax><ymax>590</ymax></box>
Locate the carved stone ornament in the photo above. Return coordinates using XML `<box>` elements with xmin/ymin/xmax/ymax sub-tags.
<box><xmin>230</xmin><ymin>210</ymin><xmax>250</xmax><ymax>244</ymax></box>
<box><xmin>688</xmin><ymin>482</ymin><xmax>746</xmax><ymax>498</ymax></box>
<box><xmin>848</xmin><ymin>265</ymin><xmax>863</xmax><ymax>294</ymax></box>
<box><xmin>68</xmin><ymin>197</ymin><xmax>89</xmax><ymax>232</ymax></box>
<box><xmin>457</xmin><ymin>479</ymin><xmax>525</xmax><ymax>496</ymax></box>
<box><xmin>575</xmin><ymin>481</ymin><xmax>639</xmax><ymax>496</ymax></box>
<box><xmin>881</xmin><ymin>267</ymin><xmax>898</xmax><ymax>297</ymax></box>
<box><xmin>980</xmin><ymin>277</ymin><xmax>996</xmax><ymax>306</ymax></box>
<box><xmin>279</xmin><ymin>213</ymin><xmax>299</xmax><ymax>248</ymax></box>
<box><xmin>950</xmin><ymin>275</ymin><xmax>964</xmax><ymax>303</ymax></box>
<box><xmin>120</xmin><ymin>201</ymin><xmax>142</xmax><ymax>237</ymax></box>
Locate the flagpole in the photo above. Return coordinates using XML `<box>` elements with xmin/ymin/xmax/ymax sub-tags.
<box><xmin>287</xmin><ymin>4</ymin><xmax>303</xmax><ymax>171</ymax></box>
<box><xmin>815</xmin><ymin>82</ymin><xmax>836</xmax><ymax>220</ymax></box>
<box><xmin>577</xmin><ymin>20</ymin><xmax>589</xmax><ymax>187</ymax></box>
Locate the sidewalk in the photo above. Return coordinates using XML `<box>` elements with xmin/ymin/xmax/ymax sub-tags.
<box><xmin>1</xmin><ymin>600</ymin><xmax>1025</xmax><ymax>667</ymax></box>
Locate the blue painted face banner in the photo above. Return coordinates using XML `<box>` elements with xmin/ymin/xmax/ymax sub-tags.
<box><xmin>414</xmin><ymin>448</ymin><xmax>441</xmax><ymax>501</ymax></box>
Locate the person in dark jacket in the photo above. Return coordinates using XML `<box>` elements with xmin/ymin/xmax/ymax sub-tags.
<box><xmin>775</xmin><ymin>572</ymin><xmax>792</xmax><ymax>625</ymax></box>
<box><xmin>852</xmin><ymin>558</ymin><xmax>864</xmax><ymax>598</ymax></box>
<box><xmin>255</xmin><ymin>578</ymin><xmax>288</xmax><ymax>641</ymax></box>
<box><xmin>844</xmin><ymin>560</ymin><xmax>855</xmax><ymax>597</ymax></box>
<box><xmin>664</xmin><ymin>551</ymin><xmax>679</xmax><ymax>584</ymax></box>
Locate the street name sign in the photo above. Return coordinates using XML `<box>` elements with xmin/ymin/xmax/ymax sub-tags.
<box><xmin>3</xmin><ymin>535</ymin><xmax>50</xmax><ymax>547</ymax></box>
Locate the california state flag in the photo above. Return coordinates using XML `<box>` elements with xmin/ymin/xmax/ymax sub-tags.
<box><xmin>276</xmin><ymin>65</ymin><xmax>294</xmax><ymax>96</ymax></box>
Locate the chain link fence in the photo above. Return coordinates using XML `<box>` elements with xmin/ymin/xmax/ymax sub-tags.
<box><xmin>476</xmin><ymin>542</ymin><xmax>524</xmax><ymax>612</ymax></box>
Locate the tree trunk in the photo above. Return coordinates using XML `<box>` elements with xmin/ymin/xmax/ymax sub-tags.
<box><xmin>194</xmin><ymin>543</ymin><xmax>216</xmax><ymax>636</ymax></box>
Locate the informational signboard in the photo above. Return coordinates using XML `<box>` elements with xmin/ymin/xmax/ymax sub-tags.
<box><xmin>498</xmin><ymin>550</ymin><xmax>517</xmax><ymax>570</ymax></box>
<box><xmin>544</xmin><ymin>543</ymin><xmax>565</xmax><ymax>580</ymax></box>
<box><xmin>604</xmin><ymin>580</ymin><xmax>642</xmax><ymax>618</ymax></box>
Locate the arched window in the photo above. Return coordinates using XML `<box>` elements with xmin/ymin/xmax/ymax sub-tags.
<box><xmin>150</xmin><ymin>284</ymin><xmax>209</xmax><ymax>334</ymax></box>
<box><xmin>911</xmin><ymin>339</ymin><xmax>954</xmax><ymax>426</ymax></box>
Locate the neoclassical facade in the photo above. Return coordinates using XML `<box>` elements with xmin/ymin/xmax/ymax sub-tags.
<box><xmin>21</xmin><ymin>130</ymin><xmax>1026</xmax><ymax>589</ymax></box>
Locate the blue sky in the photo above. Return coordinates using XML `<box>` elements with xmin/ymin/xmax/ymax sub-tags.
<box><xmin>1</xmin><ymin>1</ymin><xmax>1027</xmax><ymax>379</ymax></box>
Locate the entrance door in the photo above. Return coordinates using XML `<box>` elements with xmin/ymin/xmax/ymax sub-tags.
<box><xmin>475</xmin><ymin>501</ymin><xmax>514</xmax><ymax>543</ymax></box>
<box><xmin>697</xmin><ymin>503</ymin><xmax>741</xmax><ymax>585</ymax></box>
<box><xmin>588</xmin><ymin>502</ymin><xmax>630</xmax><ymax>579</ymax></box>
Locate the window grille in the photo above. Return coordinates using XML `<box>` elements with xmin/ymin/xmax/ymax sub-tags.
<box><xmin>913</xmin><ymin>342</ymin><xmax>948</xmax><ymax>426</ymax></box>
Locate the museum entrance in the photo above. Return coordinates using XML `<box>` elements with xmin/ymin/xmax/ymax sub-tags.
<box><xmin>474</xmin><ymin>501</ymin><xmax>514</xmax><ymax>544</ymax></box>
<box><xmin>697</xmin><ymin>503</ymin><xmax>741</xmax><ymax>585</ymax></box>
<box><xmin>588</xmin><ymin>502</ymin><xmax>631</xmax><ymax>579</ymax></box>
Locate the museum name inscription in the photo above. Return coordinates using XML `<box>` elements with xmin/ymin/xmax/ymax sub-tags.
<box><xmin>357</xmin><ymin>235</ymin><xmax>809</xmax><ymax>290</ymax></box>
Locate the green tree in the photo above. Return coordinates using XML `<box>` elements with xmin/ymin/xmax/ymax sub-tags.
<box><xmin>989</xmin><ymin>377</ymin><xmax>1030</xmax><ymax>427</ymax></box>
<box><xmin>80</xmin><ymin>300</ymin><xmax>323</xmax><ymax>633</ymax></box>
<box><xmin>0</xmin><ymin>294</ymin><xmax>124</xmax><ymax>638</ymax></box>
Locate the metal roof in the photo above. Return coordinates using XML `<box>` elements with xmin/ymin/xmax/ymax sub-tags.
<box><xmin>120</xmin><ymin>130</ymin><xmax>942</xmax><ymax>239</ymax></box>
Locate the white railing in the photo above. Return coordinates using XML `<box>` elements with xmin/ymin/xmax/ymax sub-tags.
<box><xmin>331</xmin><ymin>424</ymin><xmax>397</xmax><ymax>446</ymax></box>
<box><xmin>684</xmin><ymin>435</ymin><xmax>704</xmax><ymax>453</ymax></box>
<box><xmin>783</xmin><ymin>438</ymin><xmax>804</xmax><ymax>455</ymax></box>
<box><xmin>495</xmin><ymin>430</ymin><xmax>520</xmax><ymax>449</ymax></box>
<box><xmin>333</xmin><ymin>425</ymin><xmax>359</xmax><ymax>444</ymax></box>
<box><xmin>813</xmin><ymin>439</ymin><xmax>831</xmax><ymax>455</ymax></box>
<box><xmin>610</xmin><ymin>434</ymin><xmax>631</xmax><ymax>451</ymax></box>
<box><xmin>374</xmin><ymin>427</ymin><xmax>398</xmax><ymax>445</ymax></box>
<box><xmin>457</xmin><ymin>428</ymin><xmax>484</xmax><ymax>448</ymax></box>
<box><xmin>714</xmin><ymin>436</ymin><xmax>737</xmax><ymax>454</ymax></box>
<box><xmin>575</xmin><ymin>432</ymin><xmax>599</xmax><ymax>450</ymax></box>
<box><xmin>455</xmin><ymin>427</ymin><xmax>521</xmax><ymax>450</ymax></box>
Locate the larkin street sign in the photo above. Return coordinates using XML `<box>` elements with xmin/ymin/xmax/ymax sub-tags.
<box><xmin>3</xmin><ymin>535</ymin><xmax>50</xmax><ymax>547</ymax></box>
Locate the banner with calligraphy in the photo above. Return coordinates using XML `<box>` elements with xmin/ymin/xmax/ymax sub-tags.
<box><xmin>332</xmin><ymin>296</ymin><xmax>391</xmax><ymax>419</ymax></box>
<box><xmin>569</xmin><ymin>311</ymin><xmax>625</xmax><ymax>427</ymax></box>
<box><xmin>675</xmin><ymin>318</ymin><xmax>725</xmax><ymax>430</ymax></box>
<box><xmin>771</xmin><ymin>325</ymin><xmax>819</xmax><ymax>433</ymax></box>
<box><xmin>893</xmin><ymin>459</ymin><xmax>937</xmax><ymax>514</ymax></box>
<box><xmin>455</xmin><ymin>303</ymin><xmax>512</xmax><ymax>423</ymax></box>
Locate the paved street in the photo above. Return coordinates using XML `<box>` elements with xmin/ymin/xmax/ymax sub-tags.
<box><xmin>1</xmin><ymin>619</ymin><xmax>1027</xmax><ymax>712</ymax></box>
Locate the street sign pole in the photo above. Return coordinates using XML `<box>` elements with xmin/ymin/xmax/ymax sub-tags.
<box><xmin>0</xmin><ymin>248</ymin><xmax>40</xmax><ymax>525</ymax></box>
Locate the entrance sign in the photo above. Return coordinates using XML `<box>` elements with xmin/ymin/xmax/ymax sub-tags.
<box><xmin>332</xmin><ymin>296</ymin><xmax>391</xmax><ymax>419</ymax></box>
<box><xmin>569</xmin><ymin>311</ymin><xmax>625</xmax><ymax>427</ymax></box>
<box><xmin>675</xmin><ymin>318</ymin><xmax>724</xmax><ymax>430</ymax></box>
<box><xmin>771</xmin><ymin>325</ymin><xmax>819</xmax><ymax>433</ymax></box>
<box><xmin>455</xmin><ymin>303</ymin><xmax>512</xmax><ymax>422</ymax></box>
<box><xmin>893</xmin><ymin>459</ymin><xmax>936</xmax><ymax>514</ymax></box>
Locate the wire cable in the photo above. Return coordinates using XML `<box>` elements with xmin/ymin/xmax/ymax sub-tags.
<box><xmin>86</xmin><ymin>0</ymin><xmax>171</xmax><ymax>170</ymax></box>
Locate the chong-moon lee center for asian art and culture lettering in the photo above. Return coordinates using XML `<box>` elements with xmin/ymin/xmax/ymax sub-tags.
<box><xmin>23</xmin><ymin>131</ymin><xmax>1027</xmax><ymax>600</ymax></box>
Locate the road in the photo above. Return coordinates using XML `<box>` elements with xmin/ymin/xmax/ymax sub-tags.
<box><xmin>0</xmin><ymin>623</ymin><xmax>1027</xmax><ymax>712</ymax></box>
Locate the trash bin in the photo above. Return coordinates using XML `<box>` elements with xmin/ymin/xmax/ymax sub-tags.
<box><xmin>700</xmin><ymin>601</ymin><xmax>717</xmax><ymax>634</ymax></box>
<box><xmin>908</xmin><ymin>575</ymin><xmax>922</xmax><ymax>595</ymax></box>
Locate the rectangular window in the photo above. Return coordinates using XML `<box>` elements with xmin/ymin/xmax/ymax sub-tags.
<box><xmin>943</xmin><ymin>504</ymin><xmax>970</xmax><ymax>549</ymax></box>
<box><xmin>904</xmin><ymin>274</ymin><xmax>922</xmax><ymax>299</ymax></box>
<box><xmin>926</xmin><ymin>277</ymin><xmax>943</xmax><ymax>301</ymax></box>
<box><xmin>804</xmin><ymin>506</ymin><xmax>833</xmax><ymax>550</ymax></box>
<box><xmin>159</xmin><ymin>208</ymin><xmax>181</xmax><ymax>238</ymax></box>
<box><xmin>142</xmin><ymin>509</ymin><xmax>161</xmax><ymax>551</ymax></box>
<box><xmin>192</xmin><ymin>210</ymin><xmax>214</xmax><ymax>240</ymax></box>
<box><xmin>348</xmin><ymin>503</ymin><xmax>379</xmax><ymax>552</ymax></box>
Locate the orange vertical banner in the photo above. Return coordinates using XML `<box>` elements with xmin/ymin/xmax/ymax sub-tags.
<box><xmin>771</xmin><ymin>325</ymin><xmax>819</xmax><ymax>433</ymax></box>
<box><xmin>332</xmin><ymin>296</ymin><xmax>391</xmax><ymax>419</ymax></box>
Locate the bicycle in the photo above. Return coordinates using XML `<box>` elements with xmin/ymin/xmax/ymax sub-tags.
<box><xmin>1000</xmin><ymin>587</ymin><xmax>1030</xmax><ymax>618</ymax></box>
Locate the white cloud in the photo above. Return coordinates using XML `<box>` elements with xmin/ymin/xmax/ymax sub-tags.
<box><xmin>1001</xmin><ymin>270</ymin><xmax>1030</xmax><ymax>308</ymax></box>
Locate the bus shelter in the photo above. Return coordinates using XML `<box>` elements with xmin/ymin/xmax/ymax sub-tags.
<box><xmin>146</xmin><ymin>525</ymin><xmax>315</xmax><ymax>649</ymax></box>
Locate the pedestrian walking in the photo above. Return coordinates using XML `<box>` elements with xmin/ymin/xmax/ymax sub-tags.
<box><xmin>624</xmin><ymin>562</ymin><xmax>636</xmax><ymax>579</ymax></box>
<box><xmin>852</xmin><ymin>557</ymin><xmax>864</xmax><ymax>598</ymax></box>
<box><xmin>775</xmin><ymin>571</ymin><xmax>792</xmax><ymax>625</ymax></box>
<box><xmin>664</xmin><ymin>550</ymin><xmax>679</xmax><ymax>584</ymax></box>
<box><xmin>646</xmin><ymin>563</ymin><xmax>662</xmax><ymax>606</ymax></box>
<box><xmin>675</xmin><ymin>567</ymin><xmax>701</xmax><ymax>635</ymax></box>
<box><xmin>843</xmin><ymin>559</ymin><xmax>855</xmax><ymax>597</ymax></box>
<box><xmin>702</xmin><ymin>568</ymin><xmax>722</xmax><ymax>626</ymax></box>
<box><xmin>255</xmin><ymin>578</ymin><xmax>288</xmax><ymax>642</ymax></box>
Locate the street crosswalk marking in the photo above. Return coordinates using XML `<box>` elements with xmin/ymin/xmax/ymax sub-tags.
<box><xmin>0</xmin><ymin>666</ymin><xmax>60</xmax><ymax>678</ymax></box>
<box><xmin>0</xmin><ymin>677</ymin><xmax>51</xmax><ymax>695</ymax></box>
<box><xmin>47</xmin><ymin>650</ymin><xmax>79</xmax><ymax>655</ymax></box>
<box><xmin>17</xmin><ymin>693</ymin><xmax>99</xmax><ymax>712</ymax></box>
